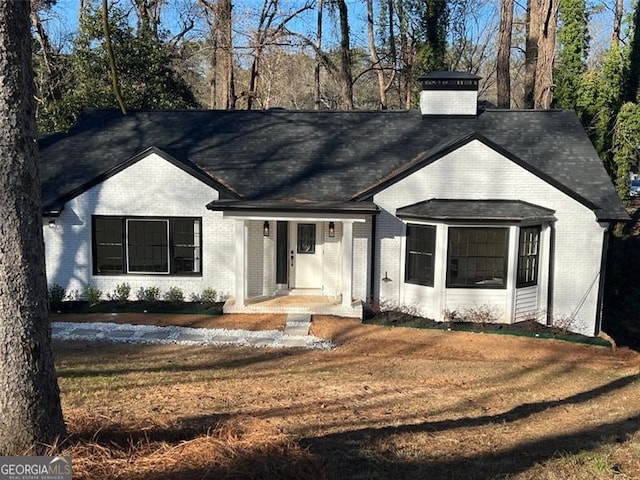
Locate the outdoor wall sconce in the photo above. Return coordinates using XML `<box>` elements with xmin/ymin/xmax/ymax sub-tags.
<box><xmin>48</xmin><ymin>219</ymin><xmax>56</xmax><ymax>229</ymax></box>
<box><xmin>263</xmin><ymin>221</ymin><xmax>270</xmax><ymax>237</ymax></box>
<box><xmin>328</xmin><ymin>222</ymin><xmax>335</xmax><ymax>237</ymax></box>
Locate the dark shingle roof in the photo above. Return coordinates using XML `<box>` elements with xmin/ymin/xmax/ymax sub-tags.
<box><xmin>396</xmin><ymin>199</ymin><xmax>556</xmax><ymax>222</ymax></box>
<box><xmin>38</xmin><ymin>108</ymin><xmax>628</xmax><ymax>221</ymax></box>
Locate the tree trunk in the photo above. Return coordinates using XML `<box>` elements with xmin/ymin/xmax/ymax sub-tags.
<box><xmin>524</xmin><ymin>0</ymin><xmax>540</xmax><ymax>108</ymax></box>
<box><xmin>336</xmin><ymin>0</ymin><xmax>353</xmax><ymax>110</ymax></box>
<box><xmin>611</xmin><ymin>0</ymin><xmax>624</xmax><ymax>48</ymax></box>
<box><xmin>367</xmin><ymin>0</ymin><xmax>394</xmax><ymax>109</ymax></box>
<box><xmin>102</xmin><ymin>0</ymin><xmax>127</xmax><ymax>114</ymax></box>
<box><xmin>202</xmin><ymin>0</ymin><xmax>234</xmax><ymax>109</ymax></box>
<box><xmin>396</xmin><ymin>0</ymin><xmax>412</xmax><ymax>109</ymax></box>
<box><xmin>496</xmin><ymin>0</ymin><xmax>514</xmax><ymax>108</ymax></box>
<box><xmin>0</xmin><ymin>0</ymin><xmax>66</xmax><ymax>455</ymax></box>
<box><xmin>534</xmin><ymin>0</ymin><xmax>557</xmax><ymax>109</ymax></box>
<box><xmin>314</xmin><ymin>0</ymin><xmax>323</xmax><ymax>110</ymax></box>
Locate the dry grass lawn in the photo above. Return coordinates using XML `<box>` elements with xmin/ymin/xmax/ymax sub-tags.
<box><xmin>54</xmin><ymin>315</ymin><xmax>640</xmax><ymax>479</ymax></box>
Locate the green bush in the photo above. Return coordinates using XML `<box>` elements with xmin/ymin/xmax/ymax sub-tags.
<box><xmin>110</xmin><ymin>282</ymin><xmax>131</xmax><ymax>301</ymax></box>
<box><xmin>201</xmin><ymin>288</ymin><xmax>218</xmax><ymax>305</ymax></box>
<box><xmin>83</xmin><ymin>285</ymin><xmax>102</xmax><ymax>305</ymax></box>
<box><xmin>164</xmin><ymin>286</ymin><xmax>184</xmax><ymax>302</ymax></box>
<box><xmin>48</xmin><ymin>284</ymin><xmax>66</xmax><ymax>307</ymax></box>
<box><xmin>137</xmin><ymin>286</ymin><xmax>161</xmax><ymax>302</ymax></box>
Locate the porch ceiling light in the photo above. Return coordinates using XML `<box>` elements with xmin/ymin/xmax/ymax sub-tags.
<box><xmin>328</xmin><ymin>221</ymin><xmax>335</xmax><ymax>237</ymax></box>
<box><xmin>263</xmin><ymin>221</ymin><xmax>270</xmax><ymax>237</ymax></box>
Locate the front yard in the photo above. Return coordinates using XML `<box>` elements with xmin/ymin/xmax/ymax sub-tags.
<box><xmin>55</xmin><ymin>316</ymin><xmax>640</xmax><ymax>479</ymax></box>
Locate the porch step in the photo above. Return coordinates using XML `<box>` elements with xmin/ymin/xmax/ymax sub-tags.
<box><xmin>284</xmin><ymin>313</ymin><xmax>312</xmax><ymax>336</ymax></box>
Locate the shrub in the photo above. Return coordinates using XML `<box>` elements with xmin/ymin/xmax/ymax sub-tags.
<box><xmin>164</xmin><ymin>286</ymin><xmax>184</xmax><ymax>302</ymax></box>
<box><xmin>48</xmin><ymin>284</ymin><xmax>66</xmax><ymax>307</ymax></box>
<box><xmin>109</xmin><ymin>283</ymin><xmax>131</xmax><ymax>301</ymax></box>
<box><xmin>201</xmin><ymin>288</ymin><xmax>218</xmax><ymax>305</ymax></box>
<box><xmin>83</xmin><ymin>285</ymin><xmax>102</xmax><ymax>305</ymax></box>
<box><xmin>445</xmin><ymin>304</ymin><xmax>499</xmax><ymax>324</ymax></box>
<box><xmin>137</xmin><ymin>286</ymin><xmax>161</xmax><ymax>302</ymax></box>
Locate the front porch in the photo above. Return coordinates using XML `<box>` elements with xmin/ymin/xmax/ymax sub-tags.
<box><xmin>223</xmin><ymin>294</ymin><xmax>363</xmax><ymax>318</ymax></box>
<box><xmin>208</xmin><ymin>199</ymin><xmax>378</xmax><ymax>320</ymax></box>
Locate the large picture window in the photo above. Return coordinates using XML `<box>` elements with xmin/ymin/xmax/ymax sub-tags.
<box><xmin>447</xmin><ymin>227</ymin><xmax>508</xmax><ymax>288</ymax></box>
<box><xmin>517</xmin><ymin>226</ymin><xmax>540</xmax><ymax>287</ymax></box>
<box><xmin>405</xmin><ymin>224</ymin><xmax>436</xmax><ymax>286</ymax></box>
<box><xmin>92</xmin><ymin>216</ymin><xmax>201</xmax><ymax>276</ymax></box>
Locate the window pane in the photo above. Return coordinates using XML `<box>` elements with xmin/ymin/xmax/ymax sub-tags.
<box><xmin>94</xmin><ymin>217</ymin><xmax>124</xmax><ymax>274</ymax></box>
<box><xmin>127</xmin><ymin>220</ymin><xmax>169</xmax><ymax>273</ymax></box>
<box><xmin>297</xmin><ymin>224</ymin><xmax>316</xmax><ymax>254</ymax></box>
<box><xmin>517</xmin><ymin>226</ymin><xmax>541</xmax><ymax>287</ymax></box>
<box><xmin>405</xmin><ymin>224</ymin><xmax>436</xmax><ymax>286</ymax></box>
<box><xmin>172</xmin><ymin>218</ymin><xmax>201</xmax><ymax>274</ymax></box>
<box><xmin>447</xmin><ymin>228</ymin><xmax>508</xmax><ymax>288</ymax></box>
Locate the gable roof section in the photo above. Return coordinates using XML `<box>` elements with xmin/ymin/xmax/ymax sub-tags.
<box><xmin>41</xmin><ymin>146</ymin><xmax>240</xmax><ymax>215</ymax></box>
<box><xmin>352</xmin><ymin>132</ymin><xmax>597</xmax><ymax>210</ymax></box>
<box><xmin>38</xmin><ymin>108</ymin><xmax>627</xmax><ymax>221</ymax></box>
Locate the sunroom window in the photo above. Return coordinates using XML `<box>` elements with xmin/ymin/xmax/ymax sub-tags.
<box><xmin>92</xmin><ymin>216</ymin><xmax>202</xmax><ymax>276</ymax></box>
<box><xmin>447</xmin><ymin>227</ymin><xmax>508</xmax><ymax>288</ymax></box>
<box><xmin>405</xmin><ymin>224</ymin><xmax>436</xmax><ymax>286</ymax></box>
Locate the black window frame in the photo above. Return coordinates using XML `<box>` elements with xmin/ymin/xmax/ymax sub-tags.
<box><xmin>517</xmin><ymin>225</ymin><xmax>541</xmax><ymax>287</ymax></box>
<box><xmin>92</xmin><ymin>216</ymin><xmax>202</xmax><ymax>276</ymax></box>
<box><xmin>446</xmin><ymin>227</ymin><xmax>509</xmax><ymax>289</ymax></box>
<box><xmin>405</xmin><ymin>223</ymin><xmax>437</xmax><ymax>287</ymax></box>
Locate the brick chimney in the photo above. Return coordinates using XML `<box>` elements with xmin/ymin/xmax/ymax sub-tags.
<box><xmin>419</xmin><ymin>71</ymin><xmax>481</xmax><ymax>116</ymax></box>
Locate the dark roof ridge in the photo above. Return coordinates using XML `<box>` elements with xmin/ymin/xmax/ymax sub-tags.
<box><xmin>77</xmin><ymin>107</ymin><xmax>416</xmax><ymax>115</ymax></box>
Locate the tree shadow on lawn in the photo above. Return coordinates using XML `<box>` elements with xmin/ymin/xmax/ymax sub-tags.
<box><xmin>65</xmin><ymin>374</ymin><xmax>640</xmax><ymax>479</ymax></box>
<box><xmin>299</xmin><ymin>373</ymin><xmax>640</xmax><ymax>480</ymax></box>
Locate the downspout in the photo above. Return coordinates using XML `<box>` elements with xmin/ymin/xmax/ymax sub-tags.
<box><xmin>594</xmin><ymin>224</ymin><xmax>611</xmax><ymax>336</ymax></box>
<box><xmin>369</xmin><ymin>213</ymin><xmax>377</xmax><ymax>307</ymax></box>
<box><xmin>546</xmin><ymin>221</ymin><xmax>556</xmax><ymax>326</ymax></box>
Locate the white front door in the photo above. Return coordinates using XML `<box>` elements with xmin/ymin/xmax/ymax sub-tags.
<box><xmin>290</xmin><ymin>222</ymin><xmax>323</xmax><ymax>290</ymax></box>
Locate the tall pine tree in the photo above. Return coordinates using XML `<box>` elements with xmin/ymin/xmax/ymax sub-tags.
<box><xmin>554</xmin><ymin>0</ymin><xmax>589</xmax><ymax>109</ymax></box>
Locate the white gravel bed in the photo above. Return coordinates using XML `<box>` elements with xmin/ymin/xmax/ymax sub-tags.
<box><xmin>52</xmin><ymin>321</ymin><xmax>335</xmax><ymax>350</ymax></box>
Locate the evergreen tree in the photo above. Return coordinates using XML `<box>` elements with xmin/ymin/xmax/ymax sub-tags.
<box><xmin>611</xmin><ymin>102</ymin><xmax>640</xmax><ymax>199</ymax></box>
<box><xmin>412</xmin><ymin>0</ymin><xmax>449</xmax><ymax>75</ymax></box>
<box><xmin>38</xmin><ymin>3</ymin><xmax>199</xmax><ymax>132</ymax></box>
<box><xmin>576</xmin><ymin>44</ymin><xmax>626</xmax><ymax>170</ymax></box>
<box><xmin>554</xmin><ymin>0</ymin><xmax>589</xmax><ymax>109</ymax></box>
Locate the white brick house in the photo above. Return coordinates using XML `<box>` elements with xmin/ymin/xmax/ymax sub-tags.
<box><xmin>39</xmin><ymin>72</ymin><xmax>627</xmax><ymax>336</ymax></box>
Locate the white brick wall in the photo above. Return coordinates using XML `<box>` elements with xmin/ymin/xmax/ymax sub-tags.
<box><xmin>352</xmin><ymin>221</ymin><xmax>371</xmax><ymax>301</ymax></box>
<box><xmin>43</xmin><ymin>152</ymin><xmax>236</xmax><ymax>302</ymax></box>
<box><xmin>373</xmin><ymin>139</ymin><xmax>606</xmax><ymax>335</ymax></box>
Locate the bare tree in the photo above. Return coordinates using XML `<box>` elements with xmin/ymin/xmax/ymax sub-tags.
<box><xmin>367</xmin><ymin>0</ymin><xmax>395</xmax><ymax>109</ymax></box>
<box><xmin>201</xmin><ymin>0</ymin><xmax>235</xmax><ymax>109</ymax></box>
<box><xmin>524</xmin><ymin>0</ymin><xmax>540</xmax><ymax>108</ymax></box>
<box><xmin>102</xmin><ymin>0</ymin><xmax>127</xmax><ymax>113</ymax></box>
<box><xmin>132</xmin><ymin>0</ymin><xmax>163</xmax><ymax>39</ymax></box>
<box><xmin>0</xmin><ymin>0</ymin><xmax>65</xmax><ymax>454</ymax></box>
<box><xmin>244</xmin><ymin>0</ymin><xmax>313</xmax><ymax>109</ymax></box>
<box><xmin>534</xmin><ymin>0</ymin><xmax>557</xmax><ymax>108</ymax></box>
<box><xmin>314</xmin><ymin>0</ymin><xmax>323</xmax><ymax>110</ymax></box>
<box><xmin>611</xmin><ymin>0</ymin><xmax>624</xmax><ymax>47</ymax></box>
<box><xmin>496</xmin><ymin>0</ymin><xmax>514</xmax><ymax>108</ymax></box>
<box><xmin>334</xmin><ymin>0</ymin><xmax>354</xmax><ymax>109</ymax></box>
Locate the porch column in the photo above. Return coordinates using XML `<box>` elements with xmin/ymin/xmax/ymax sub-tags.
<box><xmin>341</xmin><ymin>220</ymin><xmax>354</xmax><ymax>307</ymax></box>
<box><xmin>234</xmin><ymin>219</ymin><xmax>248</xmax><ymax>306</ymax></box>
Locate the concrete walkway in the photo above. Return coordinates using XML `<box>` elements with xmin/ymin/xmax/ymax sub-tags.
<box><xmin>52</xmin><ymin>313</ymin><xmax>332</xmax><ymax>350</ymax></box>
